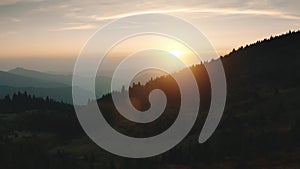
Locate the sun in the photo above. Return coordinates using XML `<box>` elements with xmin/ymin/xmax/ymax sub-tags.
<box><xmin>168</xmin><ymin>50</ymin><xmax>184</xmax><ymax>57</ymax></box>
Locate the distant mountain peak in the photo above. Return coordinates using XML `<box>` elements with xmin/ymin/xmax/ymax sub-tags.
<box><xmin>11</xmin><ymin>67</ymin><xmax>25</xmax><ymax>71</ymax></box>
<box><xmin>9</xmin><ymin>67</ymin><xmax>40</xmax><ymax>73</ymax></box>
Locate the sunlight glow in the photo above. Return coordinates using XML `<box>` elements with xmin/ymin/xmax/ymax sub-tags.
<box><xmin>169</xmin><ymin>50</ymin><xmax>184</xmax><ymax>57</ymax></box>
<box><xmin>106</xmin><ymin>34</ymin><xmax>202</xmax><ymax>69</ymax></box>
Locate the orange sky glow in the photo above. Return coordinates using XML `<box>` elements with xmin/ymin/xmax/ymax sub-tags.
<box><xmin>0</xmin><ymin>0</ymin><xmax>299</xmax><ymax>72</ymax></box>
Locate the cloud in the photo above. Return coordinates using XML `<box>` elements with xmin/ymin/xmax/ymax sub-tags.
<box><xmin>52</xmin><ymin>24</ymin><xmax>96</xmax><ymax>31</ymax></box>
<box><xmin>0</xmin><ymin>17</ymin><xmax>21</xmax><ymax>24</ymax></box>
<box><xmin>89</xmin><ymin>8</ymin><xmax>191</xmax><ymax>21</ymax></box>
<box><xmin>187</xmin><ymin>8</ymin><xmax>300</xmax><ymax>20</ymax></box>
<box><xmin>0</xmin><ymin>0</ymin><xmax>43</xmax><ymax>6</ymax></box>
<box><xmin>30</xmin><ymin>0</ymin><xmax>298</xmax><ymax>30</ymax></box>
<box><xmin>84</xmin><ymin>7</ymin><xmax>300</xmax><ymax>22</ymax></box>
<box><xmin>0</xmin><ymin>31</ymin><xmax>18</xmax><ymax>38</ymax></box>
<box><xmin>0</xmin><ymin>0</ymin><xmax>19</xmax><ymax>5</ymax></box>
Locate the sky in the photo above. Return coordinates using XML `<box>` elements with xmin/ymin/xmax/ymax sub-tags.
<box><xmin>0</xmin><ymin>0</ymin><xmax>299</xmax><ymax>73</ymax></box>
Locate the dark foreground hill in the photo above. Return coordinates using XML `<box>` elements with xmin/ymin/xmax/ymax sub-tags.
<box><xmin>0</xmin><ymin>30</ymin><xmax>300</xmax><ymax>169</ymax></box>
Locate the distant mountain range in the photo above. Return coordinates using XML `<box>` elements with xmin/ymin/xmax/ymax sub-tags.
<box><xmin>0</xmin><ymin>67</ymin><xmax>112</xmax><ymax>103</ymax></box>
<box><xmin>8</xmin><ymin>67</ymin><xmax>72</xmax><ymax>86</ymax></box>
<box><xmin>0</xmin><ymin>70</ymin><xmax>67</xmax><ymax>88</ymax></box>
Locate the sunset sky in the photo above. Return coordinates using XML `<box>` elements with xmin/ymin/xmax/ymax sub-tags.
<box><xmin>0</xmin><ymin>0</ymin><xmax>299</xmax><ymax>72</ymax></box>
